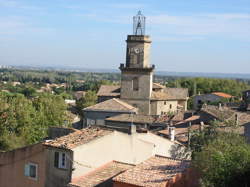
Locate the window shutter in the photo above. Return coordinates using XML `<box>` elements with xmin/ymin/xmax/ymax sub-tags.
<box><xmin>24</xmin><ymin>164</ymin><xmax>30</xmax><ymax>176</ymax></box>
<box><xmin>54</xmin><ymin>152</ymin><xmax>59</xmax><ymax>168</ymax></box>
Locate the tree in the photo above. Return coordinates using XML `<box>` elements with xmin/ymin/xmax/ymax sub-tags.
<box><xmin>76</xmin><ymin>90</ymin><xmax>97</xmax><ymax>113</ymax></box>
<box><xmin>192</xmin><ymin>132</ymin><xmax>250</xmax><ymax>187</ymax></box>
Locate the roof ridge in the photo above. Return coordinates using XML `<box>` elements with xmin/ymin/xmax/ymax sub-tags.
<box><xmin>113</xmin><ymin>98</ymin><xmax>135</xmax><ymax>110</ymax></box>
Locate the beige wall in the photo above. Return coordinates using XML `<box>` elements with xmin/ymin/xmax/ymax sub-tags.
<box><xmin>71</xmin><ymin>131</ymin><xmax>179</xmax><ymax>179</ymax></box>
<box><xmin>151</xmin><ymin>100</ymin><xmax>178</xmax><ymax>115</ymax></box>
<box><xmin>120</xmin><ymin>71</ymin><xmax>153</xmax><ymax>101</ymax></box>
<box><xmin>0</xmin><ymin>143</ymin><xmax>46</xmax><ymax>187</ymax></box>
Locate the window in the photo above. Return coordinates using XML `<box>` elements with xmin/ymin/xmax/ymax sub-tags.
<box><xmin>164</xmin><ymin>101</ymin><xmax>167</xmax><ymax>105</ymax></box>
<box><xmin>169</xmin><ymin>104</ymin><xmax>172</xmax><ymax>109</ymax></box>
<box><xmin>24</xmin><ymin>163</ymin><xmax>38</xmax><ymax>180</ymax></box>
<box><xmin>132</xmin><ymin>77</ymin><xmax>139</xmax><ymax>91</ymax></box>
<box><xmin>54</xmin><ymin>152</ymin><xmax>67</xmax><ymax>169</ymax></box>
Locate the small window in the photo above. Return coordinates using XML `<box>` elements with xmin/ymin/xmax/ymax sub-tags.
<box><xmin>170</xmin><ymin>104</ymin><xmax>172</xmax><ymax>109</ymax></box>
<box><xmin>54</xmin><ymin>152</ymin><xmax>67</xmax><ymax>169</ymax></box>
<box><xmin>24</xmin><ymin>163</ymin><xmax>38</xmax><ymax>180</ymax></box>
<box><xmin>132</xmin><ymin>77</ymin><xmax>139</xmax><ymax>91</ymax></box>
<box><xmin>164</xmin><ymin>101</ymin><xmax>167</xmax><ymax>105</ymax></box>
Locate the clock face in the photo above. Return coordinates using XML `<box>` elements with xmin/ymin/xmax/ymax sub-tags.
<box><xmin>134</xmin><ymin>48</ymin><xmax>140</xmax><ymax>54</ymax></box>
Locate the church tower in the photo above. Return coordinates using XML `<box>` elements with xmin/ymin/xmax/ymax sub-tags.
<box><xmin>120</xmin><ymin>11</ymin><xmax>154</xmax><ymax>115</ymax></box>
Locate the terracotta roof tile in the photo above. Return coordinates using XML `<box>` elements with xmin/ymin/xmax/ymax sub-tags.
<box><xmin>68</xmin><ymin>161</ymin><xmax>133</xmax><ymax>187</ymax></box>
<box><xmin>44</xmin><ymin>127</ymin><xmax>113</xmax><ymax>149</ymax></box>
<box><xmin>212</xmin><ymin>92</ymin><xmax>233</xmax><ymax>98</ymax></box>
<box><xmin>97</xmin><ymin>85</ymin><xmax>120</xmax><ymax>97</ymax></box>
<box><xmin>83</xmin><ymin>98</ymin><xmax>137</xmax><ymax>112</ymax></box>
<box><xmin>106</xmin><ymin>114</ymin><xmax>169</xmax><ymax>124</ymax></box>
<box><xmin>113</xmin><ymin>156</ymin><xmax>190</xmax><ymax>187</ymax></box>
<box><xmin>151</xmin><ymin>88</ymin><xmax>188</xmax><ymax>100</ymax></box>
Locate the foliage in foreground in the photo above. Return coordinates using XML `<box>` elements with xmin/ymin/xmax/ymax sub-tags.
<box><xmin>0</xmin><ymin>92</ymin><xmax>68</xmax><ymax>151</ymax></box>
<box><xmin>191</xmin><ymin>128</ymin><xmax>250</xmax><ymax>187</ymax></box>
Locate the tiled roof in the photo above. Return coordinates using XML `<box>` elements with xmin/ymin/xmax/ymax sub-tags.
<box><xmin>200</xmin><ymin>105</ymin><xmax>235</xmax><ymax>121</ymax></box>
<box><xmin>105</xmin><ymin>114</ymin><xmax>169</xmax><ymax>124</ymax></box>
<box><xmin>212</xmin><ymin>92</ymin><xmax>233</xmax><ymax>98</ymax></box>
<box><xmin>163</xmin><ymin>88</ymin><xmax>189</xmax><ymax>100</ymax></box>
<box><xmin>113</xmin><ymin>155</ymin><xmax>190</xmax><ymax>187</ymax></box>
<box><xmin>151</xmin><ymin>91</ymin><xmax>171</xmax><ymax>100</ymax></box>
<box><xmin>83</xmin><ymin>98</ymin><xmax>137</xmax><ymax>112</ymax></box>
<box><xmin>68</xmin><ymin>161</ymin><xmax>134</xmax><ymax>187</ymax></box>
<box><xmin>97</xmin><ymin>85</ymin><xmax>120</xmax><ymax>97</ymax></box>
<box><xmin>44</xmin><ymin>127</ymin><xmax>113</xmax><ymax>149</ymax></box>
<box><xmin>151</xmin><ymin>88</ymin><xmax>188</xmax><ymax>100</ymax></box>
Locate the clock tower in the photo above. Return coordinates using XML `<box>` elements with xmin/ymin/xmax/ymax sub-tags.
<box><xmin>120</xmin><ymin>11</ymin><xmax>154</xmax><ymax>115</ymax></box>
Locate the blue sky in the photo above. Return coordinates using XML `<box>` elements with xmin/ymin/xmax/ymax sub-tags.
<box><xmin>0</xmin><ymin>0</ymin><xmax>250</xmax><ymax>73</ymax></box>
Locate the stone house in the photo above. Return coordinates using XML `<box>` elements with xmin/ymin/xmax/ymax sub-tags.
<box><xmin>241</xmin><ymin>90</ymin><xmax>250</xmax><ymax>110</ymax></box>
<box><xmin>83</xmin><ymin>98</ymin><xmax>138</xmax><ymax>126</ymax></box>
<box><xmin>193</xmin><ymin>92</ymin><xmax>233</xmax><ymax>110</ymax></box>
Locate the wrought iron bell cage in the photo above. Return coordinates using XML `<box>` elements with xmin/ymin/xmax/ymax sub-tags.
<box><xmin>133</xmin><ymin>11</ymin><xmax>146</xmax><ymax>35</ymax></box>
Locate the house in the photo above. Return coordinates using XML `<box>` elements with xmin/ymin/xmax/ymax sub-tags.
<box><xmin>193</xmin><ymin>92</ymin><xmax>233</xmax><ymax>110</ymax></box>
<box><xmin>83</xmin><ymin>98</ymin><xmax>138</xmax><ymax>126</ymax></box>
<box><xmin>0</xmin><ymin>125</ymin><xmax>188</xmax><ymax>187</ymax></box>
<box><xmin>45</xmin><ymin>126</ymin><xmax>187</xmax><ymax>185</ymax></box>
<box><xmin>73</xmin><ymin>91</ymin><xmax>86</xmax><ymax>100</ymax></box>
<box><xmin>97</xmin><ymin>85</ymin><xmax>120</xmax><ymax>103</ymax></box>
<box><xmin>241</xmin><ymin>90</ymin><xmax>250</xmax><ymax>110</ymax></box>
<box><xmin>113</xmin><ymin>155</ymin><xmax>199</xmax><ymax>187</ymax></box>
<box><xmin>0</xmin><ymin>142</ymin><xmax>72</xmax><ymax>187</ymax></box>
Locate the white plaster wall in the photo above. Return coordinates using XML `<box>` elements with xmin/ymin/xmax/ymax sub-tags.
<box><xmin>71</xmin><ymin>131</ymin><xmax>154</xmax><ymax>178</ymax></box>
<box><xmin>137</xmin><ymin>133</ymin><xmax>176</xmax><ymax>157</ymax></box>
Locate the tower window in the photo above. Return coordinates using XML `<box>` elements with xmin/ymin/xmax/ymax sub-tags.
<box><xmin>132</xmin><ymin>77</ymin><xmax>139</xmax><ymax>91</ymax></box>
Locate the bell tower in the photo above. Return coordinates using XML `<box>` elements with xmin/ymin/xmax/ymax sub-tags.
<box><xmin>120</xmin><ymin>11</ymin><xmax>155</xmax><ymax>115</ymax></box>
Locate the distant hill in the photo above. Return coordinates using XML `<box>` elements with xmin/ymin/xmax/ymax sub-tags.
<box><xmin>1</xmin><ymin>64</ymin><xmax>250</xmax><ymax>80</ymax></box>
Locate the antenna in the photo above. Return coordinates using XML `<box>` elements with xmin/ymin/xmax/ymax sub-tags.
<box><xmin>133</xmin><ymin>11</ymin><xmax>146</xmax><ymax>35</ymax></box>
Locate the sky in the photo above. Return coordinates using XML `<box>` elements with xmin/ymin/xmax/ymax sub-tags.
<box><xmin>0</xmin><ymin>0</ymin><xmax>250</xmax><ymax>74</ymax></box>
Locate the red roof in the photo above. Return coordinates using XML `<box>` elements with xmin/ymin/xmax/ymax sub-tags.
<box><xmin>212</xmin><ymin>92</ymin><xmax>233</xmax><ymax>98</ymax></box>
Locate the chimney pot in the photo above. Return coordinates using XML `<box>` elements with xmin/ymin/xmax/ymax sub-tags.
<box><xmin>169</xmin><ymin>127</ymin><xmax>175</xmax><ymax>141</ymax></box>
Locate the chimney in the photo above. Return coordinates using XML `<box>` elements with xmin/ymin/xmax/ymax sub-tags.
<box><xmin>218</xmin><ymin>103</ymin><xmax>222</xmax><ymax>110</ymax></box>
<box><xmin>169</xmin><ymin>127</ymin><xmax>175</xmax><ymax>141</ymax></box>
<box><xmin>130</xmin><ymin>124</ymin><xmax>137</xmax><ymax>134</ymax></box>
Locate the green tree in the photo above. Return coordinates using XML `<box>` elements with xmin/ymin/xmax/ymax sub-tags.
<box><xmin>76</xmin><ymin>90</ymin><xmax>97</xmax><ymax>113</ymax></box>
<box><xmin>192</xmin><ymin>132</ymin><xmax>250</xmax><ymax>187</ymax></box>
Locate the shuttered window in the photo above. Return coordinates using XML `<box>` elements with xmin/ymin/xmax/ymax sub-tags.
<box><xmin>54</xmin><ymin>151</ymin><xmax>59</xmax><ymax>168</ymax></box>
<box><xmin>54</xmin><ymin>151</ymin><xmax>67</xmax><ymax>169</ymax></box>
